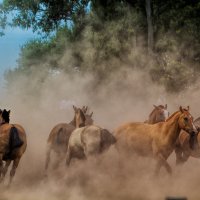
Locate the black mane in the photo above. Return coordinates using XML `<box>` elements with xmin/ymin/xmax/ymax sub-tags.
<box><xmin>2</xmin><ymin>109</ymin><xmax>10</xmax><ymax>123</ymax></box>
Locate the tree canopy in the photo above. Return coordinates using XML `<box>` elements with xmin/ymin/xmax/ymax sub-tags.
<box><xmin>2</xmin><ymin>0</ymin><xmax>200</xmax><ymax>93</ymax></box>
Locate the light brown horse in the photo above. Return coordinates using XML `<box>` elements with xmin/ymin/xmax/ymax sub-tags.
<box><xmin>45</xmin><ymin>106</ymin><xmax>93</xmax><ymax>172</ymax></box>
<box><xmin>145</xmin><ymin>104</ymin><xmax>169</xmax><ymax>124</ymax></box>
<box><xmin>115</xmin><ymin>106</ymin><xmax>197</xmax><ymax>175</ymax></box>
<box><xmin>0</xmin><ymin>109</ymin><xmax>27</xmax><ymax>185</ymax></box>
<box><xmin>66</xmin><ymin>125</ymin><xmax>116</xmax><ymax>166</ymax></box>
<box><xmin>175</xmin><ymin>117</ymin><xmax>200</xmax><ymax>164</ymax></box>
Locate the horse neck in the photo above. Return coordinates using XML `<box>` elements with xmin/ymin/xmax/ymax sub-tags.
<box><xmin>69</xmin><ymin>117</ymin><xmax>76</xmax><ymax>127</ymax></box>
<box><xmin>165</xmin><ymin>112</ymin><xmax>182</xmax><ymax>144</ymax></box>
<box><xmin>69</xmin><ymin>116</ymin><xmax>86</xmax><ymax>128</ymax></box>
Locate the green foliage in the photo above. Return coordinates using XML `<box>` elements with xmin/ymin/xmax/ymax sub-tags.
<box><xmin>2</xmin><ymin>0</ymin><xmax>90</xmax><ymax>33</ymax></box>
<box><xmin>3</xmin><ymin>0</ymin><xmax>200</xmax><ymax>93</ymax></box>
<box><xmin>0</xmin><ymin>3</ymin><xmax>7</xmax><ymax>36</ymax></box>
<box><xmin>150</xmin><ymin>58</ymin><xmax>196</xmax><ymax>93</ymax></box>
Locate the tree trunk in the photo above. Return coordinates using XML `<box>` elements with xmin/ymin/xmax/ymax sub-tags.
<box><xmin>145</xmin><ymin>0</ymin><xmax>154</xmax><ymax>54</ymax></box>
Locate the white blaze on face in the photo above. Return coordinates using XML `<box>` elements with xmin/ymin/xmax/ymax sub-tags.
<box><xmin>189</xmin><ymin>114</ymin><xmax>197</xmax><ymax>133</ymax></box>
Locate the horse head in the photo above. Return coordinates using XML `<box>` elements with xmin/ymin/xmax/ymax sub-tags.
<box><xmin>149</xmin><ymin>104</ymin><xmax>169</xmax><ymax>124</ymax></box>
<box><xmin>81</xmin><ymin>106</ymin><xmax>88</xmax><ymax>114</ymax></box>
<box><xmin>81</xmin><ymin>105</ymin><xmax>94</xmax><ymax>125</ymax></box>
<box><xmin>178</xmin><ymin>106</ymin><xmax>197</xmax><ymax>136</ymax></box>
<box><xmin>0</xmin><ymin>109</ymin><xmax>2</xmax><ymax>124</ymax></box>
<box><xmin>73</xmin><ymin>105</ymin><xmax>86</xmax><ymax>128</ymax></box>
<box><xmin>0</xmin><ymin>109</ymin><xmax>10</xmax><ymax>125</ymax></box>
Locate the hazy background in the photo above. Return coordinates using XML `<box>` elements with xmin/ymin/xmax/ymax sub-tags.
<box><xmin>1</xmin><ymin>0</ymin><xmax>200</xmax><ymax>200</ymax></box>
<box><xmin>1</xmin><ymin>67</ymin><xmax>200</xmax><ymax>200</ymax></box>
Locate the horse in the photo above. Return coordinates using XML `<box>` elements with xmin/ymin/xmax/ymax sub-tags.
<box><xmin>45</xmin><ymin>106</ymin><xmax>93</xmax><ymax>172</ymax></box>
<box><xmin>175</xmin><ymin>117</ymin><xmax>200</xmax><ymax>164</ymax></box>
<box><xmin>115</xmin><ymin>106</ymin><xmax>197</xmax><ymax>175</ymax></box>
<box><xmin>0</xmin><ymin>109</ymin><xmax>27</xmax><ymax>185</ymax></box>
<box><xmin>145</xmin><ymin>104</ymin><xmax>169</xmax><ymax>124</ymax></box>
<box><xmin>66</xmin><ymin>125</ymin><xmax>116</xmax><ymax>166</ymax></box>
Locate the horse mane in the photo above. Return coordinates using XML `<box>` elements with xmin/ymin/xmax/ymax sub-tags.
<box><xmin>166</xmin><ymin>109</ymin><xmax>188</xmax><ymax>122</ymax></box>
<box><xmin>2</xmin><ymin>109</ymin><xmax>10</xmax><ymax>123</ymax></box>
<box><xmin>166</xmin><ymin>111</ymin><xmax>180</xmax><ymax>122</ymax></box>
<box><xmin>79</xmin><ymin>108</ymin><xmax>86</xmax><ymax>121</ymax></box>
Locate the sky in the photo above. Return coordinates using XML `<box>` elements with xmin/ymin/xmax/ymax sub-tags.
<box><xmin>0</xmin><ymin>0</ymin><xmax>38</xmax><ymax>84</ymax></box>
<box><xmin>0</xmin><ymin>28</ymin><xmax>37</xmax><ymax>72</ymax></box>
<box><xmin>0</xmin><ymin>28</ymin><xmax>37</xmax><ymax>88</ymax></box>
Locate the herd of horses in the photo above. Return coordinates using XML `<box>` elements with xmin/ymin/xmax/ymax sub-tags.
<box><xmin>0</xmin><ymin>104</ymin><xmax>200</xmax><ymax>186</ymax></box>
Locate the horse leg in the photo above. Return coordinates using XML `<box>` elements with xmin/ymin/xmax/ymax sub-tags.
<box><xmin>181</xmin><ymin>151</ymin><xmax>190</xmax><ymax>163</ymax></box>
<box><xmin>0</xmin><ymin>154</ymin><xmax>4</xmax><ymax>182</ymax></box>
<box><xmin>45</xmin><ymin>145</ymin><xmax>51</xmax><ymax>172</ymax></box>
<box><xmin>155</xmin><ymin>153</ymin><xmax>172</xmax><ymax>175</ymax></box>
<box><xmin>66</xmin><ymin>149</ymin><xmax>72</xmax><ymax>166</ymax></box>
<box><xmin>52</xmin><ymin>152</ymin><xmax>65</xmax><ymax>170</ymax></box>
<box><xmin>175</xmin><ymin>145</ymin><xmax>184</xmax><ymax>165</ymax></box>
<box><xmin>2</xmin><ymin>160</ymin><xmax>12</xmax><ymax>179</ymax></box>
<box><xmin>9</xmin><ymin>157</ymin><xmax>21</xmax><ymax>185</ymax></box>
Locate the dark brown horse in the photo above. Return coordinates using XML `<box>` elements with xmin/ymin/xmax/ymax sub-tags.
<box><xmin>175</xmin><ymin>116</ymin><xmax>200</xmax><ymax>164</ymax></box>
<box><xmin>115</xmin><ymin>106</ymin><xmax>197</xmax><ymax>175</ymax></box>
<box><xmin>45</xmin><ymin>106</ymin><xmax>93</xmax><ymax>173</ymax></box>
<box><xmin>145</xmin><ymin>104</ymin><xmax>169</xmax><ymax>124</ymax></box>
<box><xmin>66</xmin><ymin>125</ymin><xmax>116</xmax><ymax>166</ymax></box>
<box><xmin>0</xmin><ymin>109</ymin><xmax>27</xmax><ymax>185</ymax></box>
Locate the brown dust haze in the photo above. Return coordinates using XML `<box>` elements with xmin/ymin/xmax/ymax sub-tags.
<box><xmin>1</xmin><ymin>62</ymin><xmax>200</xmax><ymax>200</ymax></box>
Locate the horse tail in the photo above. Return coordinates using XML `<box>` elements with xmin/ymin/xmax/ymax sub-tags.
<box><xmin>3</xmin><ymin>126</ymin><xmax>24</xmax><ymax>160</ymax></box>
<box><xmin>100</xmin><ymin>129</ymin><xmax>116</xmax><ymax>153</ymax></box>
<box><xmin>45</xmin><ymin>143</ymin><xmax>52</xmax><ymax>171</ymax></box>
<box><xmin>56</xmin><ymin>128</ymin><xmax>66</xmax><ymax>145</ymax></box>
<box><xmin>9</xmin><ymin>126</ymin><xmax>24</xmax><ymax>149</ymax></box>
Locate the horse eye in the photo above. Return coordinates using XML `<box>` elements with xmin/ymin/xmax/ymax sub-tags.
<box><xmin>184</xmin><ymin>117</ymin><xmax>188</xmax><ymax>122</ymax></box>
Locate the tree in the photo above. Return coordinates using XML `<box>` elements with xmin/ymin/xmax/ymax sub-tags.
<box><xmin>0</xmin><ymin>3</ymin><xmax>6</xmax><ymax>36</ymax></box>
<box><xmin>145</xmin><ymin>0</ymin><xmax>153</xmax><ymax>53</ymax></box>
<box><xmin>1</xmin><ymin>0</ymin><xmax>90</xmax><ymax>33</ymax></box>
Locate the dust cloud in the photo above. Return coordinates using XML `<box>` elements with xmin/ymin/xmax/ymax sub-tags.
<box><xmin>1</xmin><ymin>49</ymin><xmax>200</xmax><ymax>200</ymax></box>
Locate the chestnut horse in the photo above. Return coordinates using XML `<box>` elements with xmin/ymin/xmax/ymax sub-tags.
<box><xmin>66</xmin><ymin>125</ymin><xmax>116</xmax><ymax>166</ymax></box>
<box><xmin>115</xmin><ymin>106</ymin><xmax>197</xmax><ymax>175</ymax></box>
<box><xmin>145</xmin><ymin>104</ymin><xmax>169</xmax><ymax>124</ymax></box>
<box><xmin>175</xmin><ymin>117</ymin><xmax>200</xmax><ymax>164</ymax></box>
<box><xmin>45</xmin><ymin>106</ymin><xmax>93</xmax><ymax>172</ymax></box>
<box><xmin>0</xmin><ymin>109</ymin><xmax>27</xmax><ymax>185</ymax></box>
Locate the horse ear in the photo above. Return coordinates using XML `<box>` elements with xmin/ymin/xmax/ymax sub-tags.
<box><xmin>187</xmin><ymin>106</ymin><xmax>190</xmax><ymax>111</ymax></box>
<box><xmin>179</xmin><ymin>106</ymin><xmax>184</xmax><ymax>113</ymax></box>
<box><xmin>90</xmin><ymin>112</ymin><xmax>93</xmax><ymax>117</ymax></box>
<box><xmin>82</xmin><ymin>106</ymin><xmax>88</xmax><ymax>113</ymax></box>
<box><xmin>153</xmin><ymin>105</ymin><xmax>158</xmax><ymax>109</ymax></box>
<box><xmin>165</xmin><ymin>104</ymin><xmax>167</xmax><ymax>109</ymax></box>
<box><xmin>73</xmin><ymin>105</ymin><xmax>77</xmax><ymax>112</ymax></box>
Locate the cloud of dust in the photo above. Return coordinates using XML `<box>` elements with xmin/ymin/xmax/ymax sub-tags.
<box><xmin>1</xmin><ymin>27</ymin><xmax>200</xmax><ymax>200</ymax></box>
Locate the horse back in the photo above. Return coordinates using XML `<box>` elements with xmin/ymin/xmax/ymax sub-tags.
<box><xmin>115</xmin><ymin>122</ymin><xmax>159</xmax><ymax>138</ymax></box>
<box><xmin>47</xmin><ymin>123</ymin><xmax>75</xmax><ymax>148</ymax></box>
<box><xmin>1</xmin><ymin>123</ymin><xmax>27</xmax><ymax>160</ymax></box>
<box><xmin>115</xmin><ymin>122</ymin><xmax>166</xmax><ymax>155</ymax></box>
